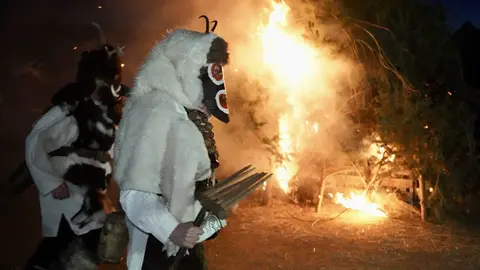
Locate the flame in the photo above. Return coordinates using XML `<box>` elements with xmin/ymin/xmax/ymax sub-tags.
<box><xmin>366</xmin><ymin>137</ymin><xmax>396</xmax><ymax>162</ymax></box>
<box><xmin>259</xmin><ymin>1</ymin><xmax>319</xmax><ymax>193</ymax></box>
<box><xmin>260</xmin><ymin>1</ymin><xmax>318</xmax><ymax>87</ymax></box>
<box><xmin>329</xmin><ymin>192</ymin><xmax>387</xmax><ymax>217</ymax></box>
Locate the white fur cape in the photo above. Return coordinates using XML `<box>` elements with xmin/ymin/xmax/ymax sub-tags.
<box><xmin>114</xmin><ymin>29</ymin><xmax>219</xmax><ymax>256</ymax></box>
<box><xmin>25</xmin><ymin>105</ymin><xmax>106</xmax><ymax>236</ymax></box>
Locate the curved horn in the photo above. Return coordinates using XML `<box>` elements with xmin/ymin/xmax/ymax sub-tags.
<box><xmin>198</xmin><ymin>15</ymin><xmax>210</xmax><ymax>33</ymax></box>
<box><xmin>91</xmin><ymin>22</ymin><xmax>106</xmax><ymax>44</ymax></box>
<box><xmin>110</xmin><ymin>85</ymin><xmax>121</xmax><ymax>98</ymax></box>
<box><xmin>211</xmin><ymin>20</ymin><xmax>218</xmax><ymax>32</ymax></box>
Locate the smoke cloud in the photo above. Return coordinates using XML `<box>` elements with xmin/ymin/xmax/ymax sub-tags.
<box><xmin>2</xmin><ymin>0</ymin><xmax>363</xmax><ymax>189</ymax></box>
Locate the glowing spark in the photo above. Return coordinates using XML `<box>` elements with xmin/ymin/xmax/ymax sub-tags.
<box><xmin>120</xmin><ymin>63</ymin><xmax>125</xmax><ymax>68</ymax></box>
<box><xmin>98</xmin><ymin>5</ymin><xmax>102</xmax><ymax>9</ymax></box>
<box><xmin>72</xmin><ymin>46</ymin><xmax>78</xmax><ymax>51</ymax></box>
<box><xmin>424</xmin><ymin>125</ymin><xmax>429</xmax><ymax>129</ymax></box>
<box><xmin>447</xmin><ymin>92</ymin><xmax>452</xmax><ymax>96</ymax></box>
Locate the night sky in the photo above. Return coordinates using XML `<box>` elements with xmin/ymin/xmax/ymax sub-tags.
<box><xmin>1</xmin><ymin>0</ymin><xmax>478</xmax><ymax>31</ymax></box>
<box><xmin>426</xmin><ymin>0</ymin><xmax>480</xmax><ymax>29</ymax></box>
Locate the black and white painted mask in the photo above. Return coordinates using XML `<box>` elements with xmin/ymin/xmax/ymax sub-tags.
<box><xmin>201</xmin><ymin>62</ymin><xmax>229</xmax><ymax>123</ymax></box>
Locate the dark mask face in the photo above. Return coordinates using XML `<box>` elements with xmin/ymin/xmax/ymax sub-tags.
<box><xmin>200</xmin><ymin>63</ymin><xmax>229</xmax><ymax>123</ymax></box>
<box><xmin>77</xmin><ymin>45</ymin><xmax>124</xmax><ymax>95</ymax></box>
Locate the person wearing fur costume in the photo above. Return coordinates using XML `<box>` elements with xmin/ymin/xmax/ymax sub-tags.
<box><xmin>24</xmin><ymin>24</ymin><xmax>129</xmax><ymax>270</ymax></box>
<box><xmin>114</xmin><ymin>17</ymin><xmax>230</xmax><ymax>270</ymax></box>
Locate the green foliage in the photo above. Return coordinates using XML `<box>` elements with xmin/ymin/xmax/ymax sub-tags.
<box><xmin>301</xmin><ymin>0</ymin><xmax>479</xmax><ymax>220</ymax></box>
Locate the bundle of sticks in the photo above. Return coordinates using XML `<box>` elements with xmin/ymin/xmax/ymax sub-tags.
<box><xmin>171</xmin><ymin>165</ymin><xmax>272</xmax><ymax>269</ymax></box>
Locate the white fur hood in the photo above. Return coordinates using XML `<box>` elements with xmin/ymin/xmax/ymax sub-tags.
<box><xmin>114</xmin><ymin>28</ymin><xmax>228</xmax><ymax>258</ymax></box>
<box><xmin>130</xmin><ymin>29</ymin><xmax>221</xmax><ymax>111</ymax></box>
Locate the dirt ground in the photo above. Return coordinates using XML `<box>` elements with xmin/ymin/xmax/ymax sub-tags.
<box><xmin>202</xmin><ymin>199</ymin><xmax>480</xmax><ymax>270</ymax></box>
<box><xmin>105</xmin><ymin>198</ymin><xmax>480</xmax><ymax>270</ymax></box>
<box><xmin>3</xmin><ymin>191</ymin><xmax>480</xmax><ymax>270</ymax></box>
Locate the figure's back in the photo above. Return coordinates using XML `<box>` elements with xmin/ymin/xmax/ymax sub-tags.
<box><xmin>71</xmin><ymin>99</ymin><xmax>116</xmax><ymax>152</ymax></box>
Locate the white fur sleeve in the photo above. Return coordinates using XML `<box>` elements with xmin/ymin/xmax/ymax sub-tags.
<box><xmin>120</xmin><ymin>190</ymin><xmax>179</xmax><ymax>244</ymax></box>
<box><xmin>26</xmin><ymin>108</ymin><xmax>79</xmax><ymax>195</ymax></box>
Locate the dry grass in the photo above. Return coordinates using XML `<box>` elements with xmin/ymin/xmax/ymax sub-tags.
<box><xmin>202</xmin><ymin>198</ymin><xmax>480</xmax><ymax>270</ymax></box>
<box><xmin>20</xmin><ymin>196</ymin><xmax>480</xmax><ymax>270</ymax></box>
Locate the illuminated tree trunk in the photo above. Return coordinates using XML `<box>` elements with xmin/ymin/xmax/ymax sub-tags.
<box><xmin>316</xmin><ymin>159</ymin><xmax>326</xmax><ymax>213</ymax></box>
<box><xmin>418</xmin><ymin>173</ymin><xmax>428</xmax><ymax>221</ymax></box>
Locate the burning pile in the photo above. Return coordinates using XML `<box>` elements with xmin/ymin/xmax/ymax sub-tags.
<box><xmin>330</xmin><ymin>192</ymin><xmax>387</xmax><ymax>218</ymax></box>
<box><xmin>257</xmin><ymin>1</ymin><xmax>387</xmax><ymax>218</ymax></box>
<box><xmin>258</xmin><ymin>1</ymin><xmax>317</xmax><ymax>194</ymax></box>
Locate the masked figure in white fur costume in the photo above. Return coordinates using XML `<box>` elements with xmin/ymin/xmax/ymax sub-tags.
<box><xmin>114</xmin><ymin>17</ymin><xmax>229</xmax><ymax>269</ymax></box>
<box><xmin>24</xmin><ymin>23</ymin><xmax>128</xmax><ymax>270</ymax></box>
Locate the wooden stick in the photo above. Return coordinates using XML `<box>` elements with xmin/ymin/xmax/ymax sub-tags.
<box><xmin>316</xmin><ymin>176</ymin><xmax>327</xmax><ymax>213</ymax></box>
<box><xmin>171</xmin><ymin>166</ymin><xmax>269</xmax><ymax>269</ymax></box>
<box><xmin>220</xmin><ymin>173</ymin><xmax>266</xmax><ymax>201</ymax></box>
<box><xmin>222</xmin><ymin>174</ymin><xmax>273</xmax><ymax>208</ymax></box>
<box><xmin>194</xmin><ymin>171</ymin><xmax>263</xmax><ymax>219</ymax></box>
<box><xmin>193</xmin><ymin>173</ymin><xmax>264</xmax><ymax>220</ymax></box>
<box><xmin>316</xmin><ymin>159</ymin><xmax>326</xmax><ymax>213</ymax></box>
<box><xmin>205</xmin><ymin>169</ymin><xmax>257</xmax><ymax>198</ymax></box>
<box><xmin>170</xmin><ymin>207</ymin><xmax>207</xmax><ymax>270</ymax></box>
<box><xmin>203</xmin><ymin>165</ymin><xmax>255</xmax><ymax>196</ymax></box>
<box><xmin>195</xmin><ymin>192</ymin><xmax>228</xmax><ymax>219</ymax></box>
<box><xmin>211</xmin><ymin>173</ymin><xmax>264</xmax><ymax>201</ymax></box>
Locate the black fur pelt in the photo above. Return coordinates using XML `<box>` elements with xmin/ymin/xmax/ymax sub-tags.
<box><xmin>48</xmin><ymin>37</ymin><xmax>127</xmax><ymax>227</ymax></box>
<box><xmin>52</xmin><ymin>85</ymin><xmax>120</xmax><ymax>228</ymax></box>
<box><xmin>71</xmin><ymin>96</ymin><xmax>117</xmax><ymax>151</ymax></box>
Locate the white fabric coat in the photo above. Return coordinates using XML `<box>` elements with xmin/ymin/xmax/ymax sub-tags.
<box><xmin>114</xmin><ymin>29</ymin><xmax>223</xmax><ymax>269</ymax></box>
<box><xmin>25</xmin><ymin>105</ymin><xmax>105</xmax><ymax>237</ymax></box>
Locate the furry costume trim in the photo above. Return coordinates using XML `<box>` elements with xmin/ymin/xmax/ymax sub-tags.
<box><xmin>129</xmin><ymin>29</ymin><xmax>228</xmax><ymax>110</ymax></box>
<box><xmin>114</xmin><ymin>92</ymin><xmax>211</xmax><ymax>256</ymax></box>
<box><xmin>114</xmin><ymin>29</ymin><xmax>228</xmax><ymax>257</ymax></box>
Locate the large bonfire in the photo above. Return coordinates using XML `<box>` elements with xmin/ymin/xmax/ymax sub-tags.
<box><xmin>256</xmin><ymin>0</ymin><xmax>387</xmax><ymax>218</ymax></box>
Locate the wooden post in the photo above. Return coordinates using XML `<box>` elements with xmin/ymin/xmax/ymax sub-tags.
<box><xmin>316</xmin><ymin>159</ymin><xmax>326</xmax><ymax>213</ymax></box>
<box><xmin>418</xmin><ymin>173</ymin><xmax>428</xmax><ymax>221</ymax></box>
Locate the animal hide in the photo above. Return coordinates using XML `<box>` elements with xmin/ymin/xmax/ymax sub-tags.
<box><xmin>52</xmin><ymin>87</ymin><xmax>118</xmax><ymax>228</ymax></box>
